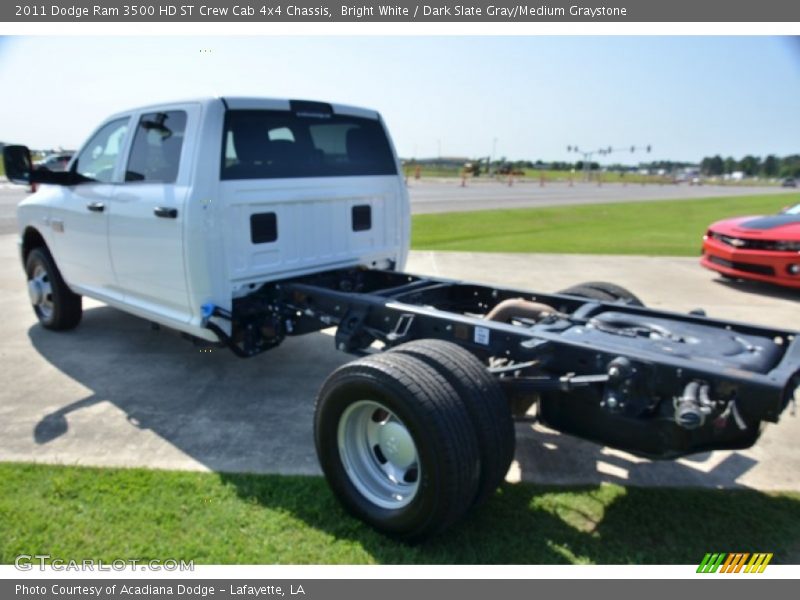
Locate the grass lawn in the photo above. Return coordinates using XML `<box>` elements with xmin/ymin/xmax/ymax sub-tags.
<box><xmin>1</xmin><ymin>462</ymin><xmax>798</xmax><ymax>565</ymax></box>
<box><xmin>411</xmin><ymin>194</ymin><xmax>794</xmax><ymax>256</ymax></box>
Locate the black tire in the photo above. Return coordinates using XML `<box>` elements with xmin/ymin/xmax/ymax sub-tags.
<box><xmin>25</xmin><ymin>247</ymin><xmax>82</xmax><ymax>330</ymax></box>
<box><xmin>390</xmin><ymin>339</ymin><xmax>514</xmax><ymax>507</ymax></box>
<box><xmin>315</xmin><ymin>352</ymin><xmax>480</xmax><ymax>542</ymax></box>
<box><xmin>559</xmin><ymin>281</ymin><xmax>644</xmax><ymax>307</ymax></box>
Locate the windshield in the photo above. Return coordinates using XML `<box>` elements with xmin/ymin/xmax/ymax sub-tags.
<box><xmin>784</xmin><ymin>204</ymin><xmax>800</xmax><ymax>215</ymax></box>
<box><xmin>221</xmin><ymin>109</ymin><xmax>397</xmax><ymax>180</ymax></box>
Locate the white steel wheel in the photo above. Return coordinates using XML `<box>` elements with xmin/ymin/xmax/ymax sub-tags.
<box><xmin>315</xmin><ymin>352</ymin><xmax>481</xmax><ymax>542</ymax></box>
<box><xmin>338</xmin><ymin>400</ymin><xmax>420</xmax><ymax>509</ymax></box>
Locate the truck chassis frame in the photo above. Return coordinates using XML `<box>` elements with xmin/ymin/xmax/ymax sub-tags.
<box><xmin>215</xmin><ymin>267</ymin><xmax>798</xmax><ymax>460</ymax></box>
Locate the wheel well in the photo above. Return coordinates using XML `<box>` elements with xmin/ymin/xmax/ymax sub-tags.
<box><xmin>22</xmin><ymin>227</ymin><xmax>48</xmax><ymax>263</ymax></box>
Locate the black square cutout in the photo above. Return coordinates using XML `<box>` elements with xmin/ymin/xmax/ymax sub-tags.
<box><xmin>352</xmin><ymin>205</ymin><xmax>372</xmax><ymax>231</ymax></box>
<box><xmin>250</xmin><ymin>212</ymin><xmax>277</xmax><ymax>244</ymax></box>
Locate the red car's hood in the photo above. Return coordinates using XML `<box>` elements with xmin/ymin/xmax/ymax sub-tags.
<box><xmin>710</xmin><ymin>214</ymin><xmax>800</xmax><ymax>240</ymax></box>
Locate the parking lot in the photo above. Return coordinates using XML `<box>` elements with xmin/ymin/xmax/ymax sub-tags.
<box><xmin>1</xmin><ymin>232</ymin><xmax>797</xmax><ymax>491</ymax></box>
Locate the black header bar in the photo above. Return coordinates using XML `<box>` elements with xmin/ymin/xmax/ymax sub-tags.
<box><xmin>4</xmin><ymin>1</ymin><xmax>800</xmax><ymax>22</ymax></box>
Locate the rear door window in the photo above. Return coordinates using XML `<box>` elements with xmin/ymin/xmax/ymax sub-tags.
<box><xmin>125</xmin><ymin>111</ymin><xmax>187</xmax><ymax>183</ymax></box>
<box><xmin>221</xmin><ymin>110</ymin><xmax>397</xmax><ymax>180</ymax></box>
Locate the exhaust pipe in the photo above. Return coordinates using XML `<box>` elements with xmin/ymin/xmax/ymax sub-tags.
<box><xmin>484</xmin><ymin>298</ymin><xmax>558</xmax><ymax>323</ymax></box>
<box><xmin>675</xmin><ymin>381</ymin><xmax>717</xmax><ymax>429</ymax></box>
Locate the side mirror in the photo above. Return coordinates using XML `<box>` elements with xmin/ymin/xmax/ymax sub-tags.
<box><xmin>3</xmin><ymin>144</ymin><xmax>83</xmax><ymax>186</ymax></box>
<box><xmin>3</xmin><ymin>145</ymin><xmax>33</xmax><ymax>185</ymax></box>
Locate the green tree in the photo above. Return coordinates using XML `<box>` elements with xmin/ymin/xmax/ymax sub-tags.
<box><xmin>778</xmin><ymin>155</ymin><xmax>800</xmax><ymax>178</ymax></box>
<box><xmin>738</xmin><ymin>155</ymin><xmax>761</xmax><ymax>177</ymax></box>
<box><xmin>723</xmin><ymin>156</ymin><xmax>737</xmax><ymax>174</ymax></box>
<box><xmin>762</xmin><ymin>155</ymin><xmax>779</xmax><ymax>177</ymax></box>
<box><xmin>702</xmin><ymin>155</ymin><xmax>724</xmax><ymax>176</ymax></box>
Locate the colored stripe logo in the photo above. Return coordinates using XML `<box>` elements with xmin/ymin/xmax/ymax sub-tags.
<box><xmin>697</xmin><ymin>552</ymin><xmax>773</xmax><ymax>573</ymax></box>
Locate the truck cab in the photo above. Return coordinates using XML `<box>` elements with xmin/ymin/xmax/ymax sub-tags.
<box><xmin>14</xmin><ymin>97</ymin><xmax>409</xmax><ymax>340</ymax></box>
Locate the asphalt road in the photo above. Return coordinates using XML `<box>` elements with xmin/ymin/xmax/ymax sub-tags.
<box><xmin>407</xmin><ymin>180</ymin><xmax>796</xmax><ymax>214</ymax></box>
<box><xmin>1</xmin><ymin>234</ymin><xmax>798</xmax><ymax>490</ymax></box>
<box><xmin>0</xmin><ymin>188</ymin><xmax>21</xmax><ymax>235</ymax></box>
<box><xmin>1</xmin><ymin>181</ymin><xmax>795</xmax><ymax>234</ymax></box>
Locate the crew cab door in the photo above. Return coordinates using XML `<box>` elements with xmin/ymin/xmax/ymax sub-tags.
<box><xmin>49</xmin><ymin>116</ymin><xmax>131</xmax><ymax>296</ymax></box>
<box><xmin>108</xmin><ymin>106</ymin><xmax>197</xmax><ymax>321</ymax></box>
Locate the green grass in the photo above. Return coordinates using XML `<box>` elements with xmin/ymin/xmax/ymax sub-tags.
<box><xmin>411</xmin><ymin>194</ymin><xmax>794</xmax><ymax>256</ymax></box>
<box><xmin>1</xmin><ymin>463</ymin><xmax>799</xmax><ymax>564</ymax></box>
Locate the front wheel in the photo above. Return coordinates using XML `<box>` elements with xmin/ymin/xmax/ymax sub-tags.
<box><xmin>25</xmin><ymin>247</ymin><xmax>82</xmax><ymax>330</ymax></box>
<box><xmin>315</xmin><ymin>352</ymin><xmax>480</xmax><ymax>542</ymax></box>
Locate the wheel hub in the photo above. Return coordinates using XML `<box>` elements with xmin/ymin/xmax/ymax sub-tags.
<box><xmin>28</xmin><ymin>264</ymin><xmax>54</xmax><ymax>319</ymax></box>
<box><xmin>337</xmin><ymin>400</ymin><xmax>421</xmax><ymax>509</ymax></box>
<box><xmin>28</xmin><ymin>278</ymin><xmax>44</xmax><ymax>305</ymax></box>
<box><xmin>378</xmin><ymin>421</ymin><xmax>416</xmax><ymax>469</ymax></box>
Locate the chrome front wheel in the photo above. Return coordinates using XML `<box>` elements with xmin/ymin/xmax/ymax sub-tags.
<box><xmin>28</xmin><ymin>263</ymin><xmax>55</xmax><ymax>321</ymax></box>
<box><xmin>25</xmin><ymin>247</ymin><xmax>82</xmax><ymax>330</ymax></box>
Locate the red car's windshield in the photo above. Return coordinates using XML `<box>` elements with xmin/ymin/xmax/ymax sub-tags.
<box><xmin>783</xmin><ymin>204</ymin><xmax>800</xmax><ymax>215</ymax></box>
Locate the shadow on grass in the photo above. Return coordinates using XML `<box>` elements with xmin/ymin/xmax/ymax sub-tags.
<box><xmin>219</xmin><ymin>472</ymin><xmax>800</xmax><ymax>564</ymax></box>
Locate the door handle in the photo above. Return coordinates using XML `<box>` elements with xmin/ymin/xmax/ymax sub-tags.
<box><xmin>154</xmin><ymin>206</ymin><xmax>178</xmax><ymax>219</ymax></box>
<box><xmin>86</xmin><ymin>202</ymin><xmax>105</xmax><ymax>213</ymax></box>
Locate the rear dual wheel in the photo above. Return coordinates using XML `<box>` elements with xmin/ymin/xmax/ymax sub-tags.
<box><xmin>389</xmin><ymin>339</ymin><xmax>515</xmax><ymax>507</ymax></box>
<box><xmin>315</xmin><ymin>343</ymin><xmax>513</xmax><ymax>541</ymax></box>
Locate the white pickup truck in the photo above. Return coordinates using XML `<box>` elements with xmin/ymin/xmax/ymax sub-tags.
<box><xmin>11</xmin><ymin>97</ymin><xmax>408</xmax><ymax>338</ymax></box>
<box><xmin>5</xmin><ymin>97</ymin><xmax>800</xmax><ymax>541</ymax></box>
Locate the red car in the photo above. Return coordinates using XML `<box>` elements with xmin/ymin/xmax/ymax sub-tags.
<box><xmin>701</xmin><ymin>203</ymin><xmax>800</xmax><ymax>288</ymax></box>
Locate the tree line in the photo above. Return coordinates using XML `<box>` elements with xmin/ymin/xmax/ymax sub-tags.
<box><xmin>466</xmin><ymin>155</ymin><xmax>800</xmax><ymax>177</ymax></box>
<box><xmin>699</xmin><ymin>154</ymin><xmax>800</xmax><ymax>178</ymax></box>
<box><xmin>547</xmin><ymin>156</ymin><xmax>799</xmax><ymax>177</ymax></box>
